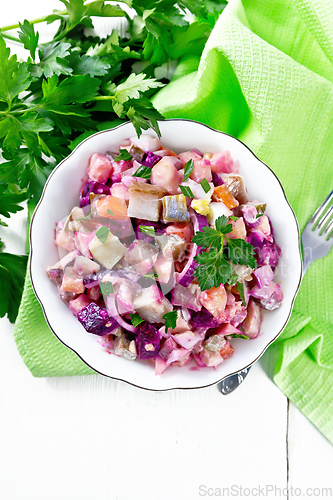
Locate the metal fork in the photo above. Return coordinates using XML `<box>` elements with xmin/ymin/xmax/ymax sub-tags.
<box><xmin>219</xmin><ymin>190</ymin><xmax>333</xmax><ymax>395</ymax></box>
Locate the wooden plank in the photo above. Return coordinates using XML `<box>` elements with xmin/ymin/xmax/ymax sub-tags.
<box><xmin>288</xmin><ymin>402</ymin><xmax>333</xmax><ymax>497</ymax></box>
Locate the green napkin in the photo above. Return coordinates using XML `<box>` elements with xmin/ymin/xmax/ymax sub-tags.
<box><xmin>14</xmin><ymin>0</ymin><xmax>333</xmax><ymax>443</ymax></box>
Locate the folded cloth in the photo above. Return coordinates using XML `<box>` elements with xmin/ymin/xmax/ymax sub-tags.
<box><xmin>152</xmin><ymin>0</ymin><xmax>333</xmax><ymax>444</ymax></box>
<box><xmin>14</xmin><ymin>0</ymin><xmax>333</xmax><ymax>443</ymax></box>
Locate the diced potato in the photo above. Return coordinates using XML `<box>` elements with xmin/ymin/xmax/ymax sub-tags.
<box><xmin>60</xmin><ymin>275</ymin><xmax>85</xmax><ymax>294</ymax></box>
<box><xmin>200</xmin><ymin>284</ymin><xmax>227</xmax><ymax>322</ymax></box>
<box><xmin>134</xmin><ymin>285</ymin><xmax>172</xmax><ymax>323</ymax></box>
<box><xmin>150</xmin><ymin>157</ymin><xmax>182</xmax><ymax>195</ymax></box>
<box><xmin>87</xmin><ymin>153</ymin><xmax>112</xmax><ymax>183</ymax></box>
<box><xmin>207</xmin><ymin>202</ymin><xmax>232</xmax><ymax>227</ymax></box>
<box><xmin>89</xmin><ymin>231</ymin><xmax>126</xmax><ymax>269</ymax></box>
<box><xmin>228</xmin><ymin>217</ymin><xmax>246</xmax><ymax>240</ymax></box>
<box><xmin>165</xmin><ymin>222</ymin><xmax>193</xmax><ymax>243</ymax></box>
<box><xmin>128</xmin><ymin>182</ymin><xmax>167</xmax><ymax>222</ymax></box>
<box><xmin>155</xmin><ymin>234</ymin><xmax>186</xmax><ymax>262</ymax></box>
<box><xmin>190</xmin><ymin>159</ymin><xmax>212</xmax><ymax>183</ymax></box>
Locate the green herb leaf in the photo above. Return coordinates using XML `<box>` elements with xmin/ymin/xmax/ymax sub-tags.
<box><xmin>215</xmin><ymin>215</ymin><xmax>233</xmax><ymax>235</ymax></box>
<box><xmin>229</xmin><ymin>216</ymin><xmax>239</xmax><ymax>222</ymax></box>
<box><xmin>106</xmin><ymin>209</ymin><xmax>114</xmax><ymax>217</ymax></box>
<box><xmin>0</xmin><ymin>37</ymin><xmax>31</xmax><ymax>104</ymax></box>
<box><xmin>182</xmin><ymin>159</ymin><xmax>194</xmax><ymax>182</ymax></box>
<box><xmin>179</xmin><ymin>185</ymin><xmax>194</xmax><ymax>198</ymax></box>
<box><xmin>31</xmin><ymin>41</ymin><xmax>72</xmax><ymax>78</ymax></box>
<box><xmin>228</xmin><ymin>333</ymin><xmax>249</xmax><ymax>340</ymax></box>
<box><xmin>0</xmin><ymin>252</ymin><xmax>28</xmax><ymax>323</ymax></box>
<box><xmin>200</xmin><ymin>178</ymin><xmax>211</xmax><ymax>193</ymax></box>
<box><xmin>163</xmin><ymin>310</ymin><xmax>178</xmax><ymax>334</ymax></box>
<box><xmin>192</xmin><ymin>215</ymin><xmax>232</xmax><ymax>250</ymax></box>
<box><xmin>0</xmin><ymin>187</ymin><xmax>27</xmax><ymax>223</ymax></box>
<box><xmin>132</xmin><ymin>165</ymin><xmax>151</xmax><ymax>179</ymax></box>
<box><xmin>96</xmin><ymin>226</ymin><xmax>110</xmax><ymax>244</ymax></box>
<box><xmin>227</xmin><ymin>273</ymin><xmax>239</xmax><ymax>286</ymax></box>
<box><xmin>113</xmin><ymin>73</ymin><xmax>163</xmax><ymax>105</ymax></box>
<box><xmin>114</xmin><ymin>148</ymin><xmax>132</xmax><ymax>161</ymax></box>
<box><xmin>140</xmin><ymin>225</ymin><xmax>156</xmax><ymax>237</ymax></box>
<box><xmin>18</xmin><ymin>20</ymin><xmax>39</xmax><ymax>60</ymax></box>
<box><xmin>130</xmin><ymin>314</ymin><xmax>144</xmax><ymax>327</ymax></box>
<box><xmin>99</xmin><ymin>280</ymin><xmax>114</xmax><ymax>296</ymax></box>
<box><xmin>226</xmin><ymin>238</ymin><xmax>257</xmax><ymax>269</ymax></box>
<box><xmin>143</xmin><ymin>272</ymin><xmax>159</xmax><ymax>279</ymax></box>
<box><xmin>256</xmin><ymin>213</ymin><xmax>262</xmax><ymax>219</ymax></box>
<box><xmin>237</xmin><ymin>282</ymin><xmax>246</xmax><ymax>306</ymax></box>
<box><xmin>194</xmin><ymin>249</ymin><xmax>234</xmax><ymax>290</ymax></box>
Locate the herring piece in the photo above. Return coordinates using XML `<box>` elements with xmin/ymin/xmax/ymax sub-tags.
<box><xmin>155</xmin><ymin>234</ymin><xmax>186</xmax><ymax>262</ymax></box>
<box><xmin>221</xmin><ymin>173</ymin><xmax>248</xmax><ymax>204</ymax></box>
<box><xmin>162</xmin><ymin>194</ymin><xmax>190</xmax><ymax>223</ymax></box>
<box><xmin>134</xmin><ymin>285</ymin><xmax>172</xmax><ymax>323</ymax></box>
<box><xmin>114</xmin><ymin>334</ymin><xmax>137</xmax><ymax>361</ymax></box>
<box><xmin>89</xmin><ymin>231</ymin><xmax>126</xmax><ymax>269</ymax></box>
<box><xmin>128</xmin><ymin>182</ymin><xmax>166</xmax><ymax>222</ymax></box>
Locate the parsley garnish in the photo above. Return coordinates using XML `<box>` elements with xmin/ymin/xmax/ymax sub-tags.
<box><xmin>237</xmin><ymin>282</ymin><xmax>246</xmax><ymax>306</ymax></box>
<box><xmin>114</xmin><ymin>149</ymin><xmax>132</xmax><ymax>162</ymax></box>
<box><xmin>132</xmin><ymin>165</ymin><xmax>151</xmax><ymax>179</ymax></box>
<box><xmin>140</xmin><ymin>225</ymin><xmax>156</xmax><ymax>237</ymax></box>
<box><xmin>106</xmin><ymin>209</ymin><xmax>114</xmax><ymax>217</ymax></box>
<box><xmin>192</xmin><ymin>215</ymin><xmax>257</xmax><ymax>291</ymax></box>
<box><xmin>228</xmin><ymin>333</ymin><xmax>249</xmax><ymax>340</ymax></box>
<box><xmin>130</xmin><ymin>314</ymin><xmax>144</xmax><ymax>327</ymax></box>
<box><xmin>99</xmin><ymin>281</ymin><xmax>114</xmax><ymax>296</ymax></box>
<box><xmin>95</xmin><ymin>226</ymin><xmax>110</xmax><ymax>244</ymax></box>
<box><xmin>179</xmin><ymin>185</ymin><xmax>194</xmax><ymax>198</ymax></box>
<box><xmin>163</xmin><ymin>310</ymin><xmax>178</xmax><ymax>334</ymax></box>
<box><xmin>229</xmin><ymin>216</ymin><xmax>239</xmax><ymax>222</ymax></box>
<box><xmin>256</xmin><ymin>213</ymin><xmax>262</xmax><ymax>219</ymax></box>
<box><xmin>182</xmin><ymin>159</ymin><xmax>194</xmax><ymax>182</ymax></box>
<box><xmin>200</xmin><ymin>178</ymin><xmax>211</xmax><ymax>193</ymax></box>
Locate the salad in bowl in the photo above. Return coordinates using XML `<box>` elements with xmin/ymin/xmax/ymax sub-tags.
<box><xmin>30</xmin><ymin>120</ymin><xmax>302</xmax><ymax>390</ymax></box>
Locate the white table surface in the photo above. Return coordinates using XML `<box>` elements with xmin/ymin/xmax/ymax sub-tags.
<box><xmin>1</xmin><ymin>2</ymin><xmax>333</xmax><ymax>499</ymax></box>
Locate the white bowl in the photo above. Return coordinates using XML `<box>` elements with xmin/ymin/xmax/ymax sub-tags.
<box><xmin>30</xmin><ymin>119</ymin><xmax>302</xmax><ymax>390</ymax></box>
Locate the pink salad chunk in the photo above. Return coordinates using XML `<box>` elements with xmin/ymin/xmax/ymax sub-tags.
<box><xmin>47</xmin><ymin>135</ymin><xmax>283</xmax><ymax>374</ymax></box>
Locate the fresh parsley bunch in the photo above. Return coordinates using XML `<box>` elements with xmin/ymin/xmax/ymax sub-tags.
<box><xmin>192</xmin><ymin>215</ymin><xmax>257</xmax><ymax>291</ymax></box>
<box><xmin>0</xmin><ymin>0</ymin><xmax>227</xmax><ymax>322</ymax></box>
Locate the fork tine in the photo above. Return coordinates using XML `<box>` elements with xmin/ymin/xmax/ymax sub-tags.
<box><xmin>317</xmin><ymin>204</ymin><xmax>333</xmax><ymax>230</ymax></box>
<box><xmin>310</xmin><ymin>190</ymin><xmax>333</xmax><ymax>225</ymax></box>
<box><xmin>324</xmin><ymin>218</ymin><xmax>333</xmax><ymax>239</ymax></box>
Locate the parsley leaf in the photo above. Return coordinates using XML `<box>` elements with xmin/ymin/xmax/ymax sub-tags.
<box><xmin>194</xmin><ymin>249</ymin><xmax>234</xmax><ymax>290</ymax></box>
<box><xmin>179</xmin><ymin>185</ymin><xmax>194</xmax><ymax>198</ymax></box>
<box><xmin>215</xmin><ymin>215</ymin><xmax>233</xmax><ymax>234</ymax></box>
<box><xmin>111</xmin><ymin>73</ymin><xmax>163</xmax><ymax>105</ymax></box>
<box><xmin>0</xmin><ymin>187</ymin><xmax>27</xmax><ymax>225</ymax></box>
<box><xmin>192</xmin><ymin>216</ymin><xmax>232</xmax><ymax>249</ymax></box>
<box><xmin>18</xmin><ymin>20</ymin><xmax>39</xmax><ymax>60</ymax></box>
<box><xmin>0</xmin><ymin>37</ymin><xmax>31</xmax><ymax>104</ymax></box>
<box><xmin>140</xmin><ymin>225</ymin><xmax>156</xmax><ymax>237</ymax></box>
<box><xmin>95</xmin><ymin>226</ymin><xmax>110</xmax><ymax>244</ymax></box>
<box><xmin>99</xmin><ymin>281</ymin><xmax>114</xmax><ymax>296</ymax></box>
<box><xmin>229</xmin><ymin>216</ymin><xmax>239</xmax><ymax>222</ymax></box>
<box><xmin>132</xmin><ymin>165</ymin><xmax>151</xmax><ymax>179</ymax></box>
<box><xmin>130</xmin><ymin>314</ymin><xmax>144</xmax><ymax>327</ymax></box>
<box><xmin>228</xmin><ymin>333</ymin><xmax>249</xmax><ymax>340</ymax></box>
<box><xmin>106</xmin><ymin>209</ymin><xmax>114</xmax><ymax>217</ymax></box>
<box><xmin>226</xmin><ymin>238</ymin><xmax>257</xmax><ymax>269</ymax></box>
<box><xmin>237</xmin><ymin>282</ymin><xmax>246</xmax><ymax>306</ymax></box>
<box><xmin>163</xmin><ymin>310</ymin><xmax>178</xmax><ymax>334</ymax></box>
<box><xmin>31</xmin><ymin>42</ymin><xmax>72</xmax><ymax>78</ymax></box>
<box><xmin>0</xmin><ymin>252</ymin><xmax>28</xmax><ymax>323</ymax></box>
<box><xmin>182</xmin><ymin>159</ymin><xmax>194</xmax><ymax>182</ymax></box>
<box><xmin>114</xmin><ymin>149</ymin><xmax>132</xmax><ymax>161</ymax></box>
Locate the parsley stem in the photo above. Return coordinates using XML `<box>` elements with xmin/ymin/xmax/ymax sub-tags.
<box><xmin>0</xmin><ymin>17</ymin><xmax>47</xmax><ymax>32</ymax></box>
<box><xmin>94</xmin><ymin>95</ymin><xmax>116</xmax><ymax>101</ymax></box>
<box><xmin>0</xmin><ymin>32</ymin><xmax>22</xmax><ymax>43</ymax></box>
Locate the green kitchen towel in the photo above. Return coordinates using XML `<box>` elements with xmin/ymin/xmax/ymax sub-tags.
<box><xmin>14</xmin><ymin>0</ymin><xmax>333</xmax><ymax>443</ymax></box>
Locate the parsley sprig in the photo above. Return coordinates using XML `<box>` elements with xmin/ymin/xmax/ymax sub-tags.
<box><xmin>0</xmin><ymin>0</ymin><xmax>227</xmax><ymax>322</ymax></box>
<box><xmin>192</xmin><ymin>215</ymin><xmax>257</xmax><ymax>291</ymax></box>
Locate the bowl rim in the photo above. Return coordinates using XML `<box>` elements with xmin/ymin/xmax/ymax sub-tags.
<box><xmin>29</xmin><ymin>118</ymin><xmax>303</xmax><ymax>391</ymax></box>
